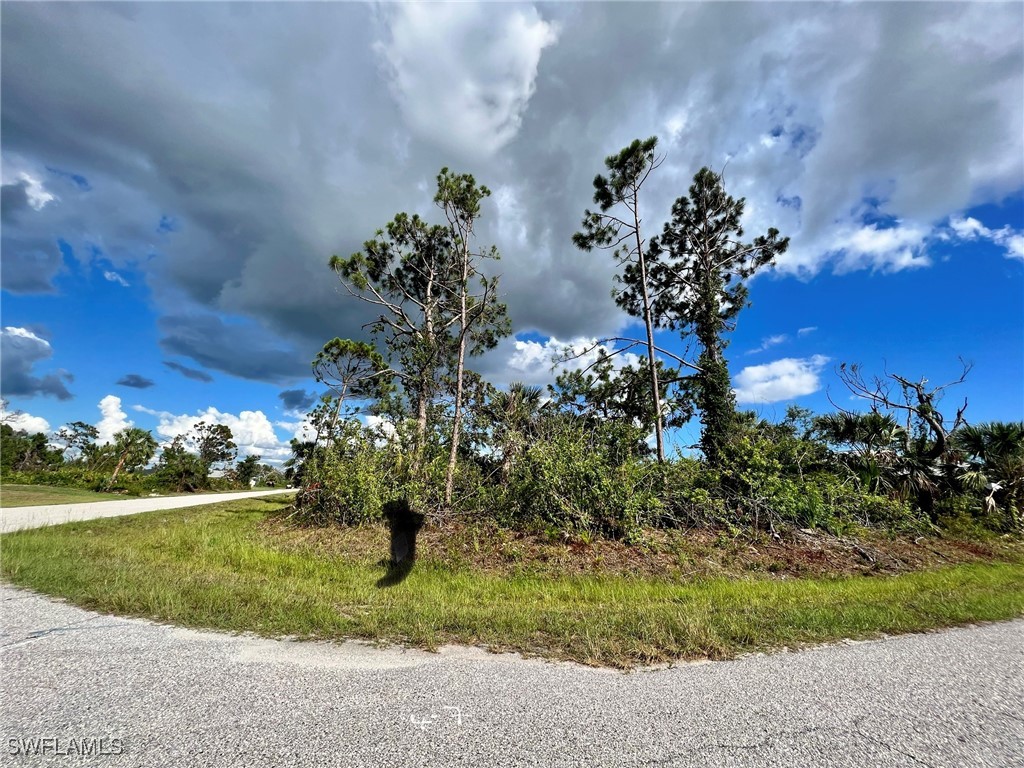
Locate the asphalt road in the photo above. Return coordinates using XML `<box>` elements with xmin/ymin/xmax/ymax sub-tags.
<box><xmin>1</xmin><ymin>585</ymin><xmax>1021</xmax><ymax>767</ymax></box>
<box><xmin>0</xmin><ymin>489</ymin><xmax>295</xmax><ymax>534</ymax></box>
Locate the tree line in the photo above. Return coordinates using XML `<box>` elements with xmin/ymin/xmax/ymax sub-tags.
<box><xmin>1</xmin><ymin>407</ymin><xmax>283</xmax><ymax>494</ymax></box>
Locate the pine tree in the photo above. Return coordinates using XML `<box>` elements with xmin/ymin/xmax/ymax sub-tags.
<box><xmin>654</xmin><ymin>168</ymin><xmax>789</xmax><ymax>467</ymax></box>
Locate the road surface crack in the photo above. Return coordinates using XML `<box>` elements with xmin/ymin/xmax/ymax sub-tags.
<box><xmin>851</xmin><ymin>715</ymin><xmax>937</xmax><ymax>768</ymax></box>
<box><xmin>0</xmin><ymin>615</ymin><xmax>121</xmax><ymax>652</ymax></box>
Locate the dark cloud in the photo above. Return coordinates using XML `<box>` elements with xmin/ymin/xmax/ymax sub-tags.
<box><xmin>158</xmin><ymin>314</ymin><xmax>311</xmax><ymax>384</ymax></box>
<box><xmin>1</xmin><ymin>3</ymin><xmax>1020</xmax><ymax>379</ymax></box>
<box><xmin>0</xmin><ymin>326</ymin><xmax>73</xmax><ymax>400</ymax></box>
<box><xmin>1</xmin><ymin>181</ymin><xmax>30</xmax><ymax>222</ymax></box>
<box><xmin>0</xmin><ymin>178</ymin><xmax>64</xmax><ymax>292</ymax></box>
<box><xmin>163</xmin><ymin>360</ymin><xmax>213</xmax><ymax>383</ymax></box>
<box><xmin>116</xmin><ymin>373</ymin><xmax>155</xmax><ymax>389</ymax></box>
<box><xmin>278</xmin><ymin>389</ymin><xmax>317</xmax><ymax>413</ymax></box>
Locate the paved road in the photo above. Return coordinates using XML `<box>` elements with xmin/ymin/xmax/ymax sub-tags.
<box><xmin>0</xmin><ymin>489</ymin><xmax>295</xmax><ymax>534</ymax></box>
<box><xmin>1</xmin><ymin>585</ymin><xmax>1021</xmax><ymax>767</ymax></box>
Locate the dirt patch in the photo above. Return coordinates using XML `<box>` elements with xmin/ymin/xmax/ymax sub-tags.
<box><xmin>257</xmin><ymin>514</ymin><xmax>1023</xmax><ymax>581</ymax></box>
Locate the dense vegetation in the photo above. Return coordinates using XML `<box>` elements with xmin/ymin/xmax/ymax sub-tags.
<box><xmin>290</xmin><ymin>143</ymin><xmax>1023</xmax><ymax>542</ymax></box>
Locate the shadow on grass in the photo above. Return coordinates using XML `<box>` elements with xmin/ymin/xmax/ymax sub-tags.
<box><xmin>376</xmin><ymin>559</ymin><xmax>415</xmax><ymax>588</ymax></box>
<box><xmin>375</xmin><ymin>499</ymin><xmax>424</xmax><ymax>588</ymax></box>
<box><xmin>249</xmin><ymin>496</ymin><xmax>295</xmax><ymax>509</ymax></box>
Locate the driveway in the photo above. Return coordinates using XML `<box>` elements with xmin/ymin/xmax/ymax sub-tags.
<box><xmin>1</xmin><ymin>585</ymin><xmax>1021</xmax><ymax>767</ymax></box>
<box><xmin>0</xmin><ymin>489</ymin><xmax>295</xmax><ymax>534</ymax></box>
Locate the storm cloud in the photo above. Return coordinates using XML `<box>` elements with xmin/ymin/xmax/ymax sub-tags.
<box><xmin>2</xmin><ymin>2</ymin><xmax>1020</xmax><ymax>385</ymax></box>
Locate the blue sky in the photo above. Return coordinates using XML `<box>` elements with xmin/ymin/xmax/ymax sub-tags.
<box><xmin>2</xmin><ymin>3</ymin><xmax>1022</xmax><ymax>463</ymax></box>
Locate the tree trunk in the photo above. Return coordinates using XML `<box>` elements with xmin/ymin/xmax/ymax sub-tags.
<box><xmin>695</xmin><ymin>253</ymin><xmax>734</xmax><ymax>469</ymax></box>
<box><xmin>327</xmin><ymin>386</ymin><xmax>347</xmax><ymax>449</ymax></box>
<box><xmin>633</xmin><ymin>189</ymin><xmax>665</xmax><ymax>463</ymax></box>
<box><xmin>918</xmin><ymin>485</ymin><xmax>937</xmax><ymax>524</ymax></box>
<box><xmin>444</xmin><ymin>332</ymin><xmax>467</xmax><ymax>507</ymax></box>
<box><xmin>414</xmin><ymin>389</ymin><xmax>428</xmax><ymax>476</ymax></box>
<box><xmin>108</xmin><ymin>452</ymin><xmax>128</xmax><ymax>487</ymax></box>
<box><xmin>412</xmin><ymin>270</ymin><xmax>437</xmax><ymax>479</ymax></box>
<box><xmin>445</xmin><ymin>239</ymin><xmax>472</xmax><ymax>507</ymax></box>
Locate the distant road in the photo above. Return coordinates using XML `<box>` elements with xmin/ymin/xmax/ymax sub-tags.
<box><xmin>0</xmin><ymin>489</ymin><xmax>294</xmax><ymax>534</ymax></box>
<box><xmin>0</xmin><ymin>585</ymin><xmax>1021</xmax><ymax>767</ymax></box>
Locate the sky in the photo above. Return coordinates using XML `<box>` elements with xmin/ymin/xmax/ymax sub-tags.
<box><xmin>2</xmin><ymin>1</ymin><xmax>1022</xmax><ymax>464</ymax></box>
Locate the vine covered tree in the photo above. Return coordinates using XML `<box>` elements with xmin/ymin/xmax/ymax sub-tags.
<box><xmin>653</xmin><ymin>167</ymin><xmax>789</xmax><ymax>467</ymax></box>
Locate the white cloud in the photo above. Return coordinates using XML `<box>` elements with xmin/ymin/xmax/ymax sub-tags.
<box><xmin>3</xmin><ymin>325</ymin><xmax>49</xmax><ymax>346</ymax></box>
<box><xmin>950</xmin><ymin>216</ymin><xmax>988</xmax><ymax>240</ymax></box>
<box><xmin>746</xmin><ymin>334</ymin><xmax>789</xmax><ymax>355</ymax></box>
<box><xmin>136</xmin><ymin>404</ymin><xmax>292</xmax><ymax>463</ymax></box>
<box><xmin>948</xmin><ymin>216</ymin><xmax>1024</xmax><ymax>261</ymax></box>
<box><xmin>0</xmin><ymin>402</ymin><xmax>50</xmax><ymax>434</ymax></box>
<box><xmin>274</xmin><ymin>418</ymin><xmax>314</xmax><ymax>444</ymax></box>
<box><xmin>1004</xmin><ymin>234</ymin><xmax>1024</xmax><ymax>261</ymax></box>
<box><xmin>797</xmin><ymin>326</ymin><xmax>818</xmax><ymax>336</ymax></box>
<box><xmin>374</xmin><ymin>3</ymin><xmax>558</xmax><ymax>157</ymax></box>
<box><xmin>364</xmin><ymin>414</ymin><xmax>398</xmax><ymax>443</ymax></box>
<box><xmin>103</xmin><ymin>270</ymin><xmax>130</xmax><ymax>287</ymax></box>
<box><xmin>496</xmin><ymin>335</ymin><xmax>643</xmax><ymax>389</ymax></box>
<box><xmin>827</xmin><ymin>222</ymin><xmax>932</xmax><ymax>274</ymax></box>
<box><xmin>95</xmin><ymin>394</ymin><xmax>132</xmax><ymax>444</ymax></box>
<box><xmin>734</xmin><ymin>355</ymin><xmax>830</xmax><ymax>404</ymax></box>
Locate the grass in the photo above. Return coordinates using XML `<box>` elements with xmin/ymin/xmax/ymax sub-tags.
<box><xmin>2</xmin><ymin>495</ymin><xmax>1022</xmax><ymax>668</ymax></box>
<box><xmin>0</xmin><ymin>484</ymin><xmax>127</xmax><ymax>507</ymax></box>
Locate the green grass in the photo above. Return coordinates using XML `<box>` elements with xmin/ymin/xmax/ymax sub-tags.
<box><xmin>0</xmin><ymin>484</ymin><xmax>127</xmax><ymax>507</ymax></box>
<box><xmin>2</xmin><ymin>496</ymin><xmax>1022</xmax><ymax>667</ymax></box>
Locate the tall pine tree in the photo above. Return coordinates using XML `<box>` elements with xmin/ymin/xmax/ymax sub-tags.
<box><xmin>653</xmin><ymin>167</ymin><xmax>789</xmax><ymax>467</ymax></box>
<box><xmin>574</xmin><ymin>137</ymin><xmax>669</xmax><ymax>462</ymax></box>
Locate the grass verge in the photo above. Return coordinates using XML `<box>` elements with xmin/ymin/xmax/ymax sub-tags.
<box><xmin>0</xmin><ymin>484</ymin><xmax>127</xmax><ymax>507</ymax></box>
<box><xmin>2</xmin><ymin>496</ymin><xmax>1022</xmax><ymax>668</ymax></box>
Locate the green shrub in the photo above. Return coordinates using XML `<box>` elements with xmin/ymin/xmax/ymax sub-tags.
<box><xmin>3</xmin><ymin>466</ymin><xmax>162</xmax><ymax>496</ymax></box>
<box><xmin>495</xmin><ymin>421</ymin><xmax>662</xmax><ymax>539</ymax></box>
<box><xmin>292</xmin><ymin>434</ymin><xmax>405</xmax><ymax>526</ymax></box>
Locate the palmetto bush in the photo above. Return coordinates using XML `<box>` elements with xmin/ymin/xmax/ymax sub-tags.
<box><xmin>952</xmin><ymin>421</ymin><xmax>1024</xmax><ymax>531</ymax></box>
